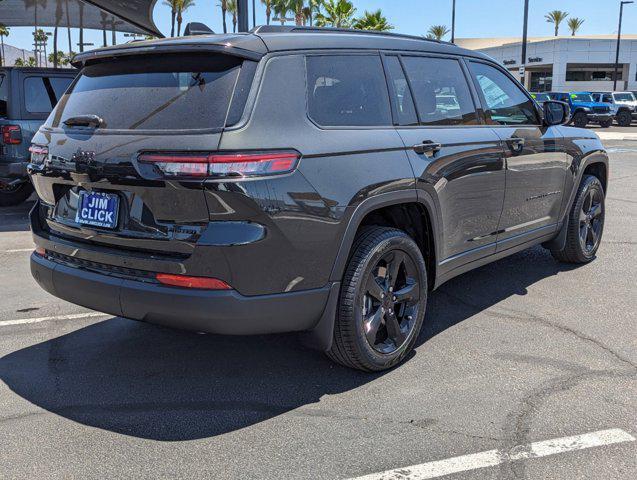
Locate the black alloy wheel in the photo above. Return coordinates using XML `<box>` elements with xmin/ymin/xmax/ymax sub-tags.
<box><xmin>327</xmin><ymin>226</ymin><xmax>427</xmax><ymax>371</ymax></box>
<box><xmin>550</xmin><ymin>175</ymin><xmax>605</xmax><ymax>264</ymax></box>
<box><xmin>362</xmin><ymin>250</ymin><xmax>420</xmax><ymax>354</ymax></box>
<box><xmin>578</xmin><ymin>187</ymin><xmax>604</xmax><ymax>256</ymax></box>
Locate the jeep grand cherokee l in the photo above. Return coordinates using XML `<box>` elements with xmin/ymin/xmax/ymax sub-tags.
<box><xmin>28</xmin><ymin>27</ymin><xmax>609</xmax><ymax>371</ymax></box>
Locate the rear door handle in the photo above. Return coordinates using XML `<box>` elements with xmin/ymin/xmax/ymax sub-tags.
<box><xmin>413</xmin><ymin>141</ymin><xmax>442</xmax><ymax>156</ymax></box>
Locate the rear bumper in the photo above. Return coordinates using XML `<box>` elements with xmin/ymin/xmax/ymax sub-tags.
<box><xmin>31</xmin><ymin>252</ymin><xmax>333</xmax><ymax>336</ymax></box>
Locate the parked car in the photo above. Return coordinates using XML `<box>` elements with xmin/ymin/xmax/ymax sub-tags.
<box><xmin>591</xmin><ymin>91</ymin><xmax>637</xmax><ymax>126</ymax></box>
<box><xmin>530</xmin><ymin>92</ymin><xmax>552</xmax><ymax>105</ymax></box>
<box><xmin>0</xmin><ymin>67</ymin><xmax>76</xmax><ymax>206</ymax></box>
<box><xmin>28</xmin><ymin>27</ymin><xmax>608</xmax><ymax>371</ymax></box>
<box><xmin>547</xmin><ymin>91</ymin><xmax>613</xmax><ymax>128</ymax></box>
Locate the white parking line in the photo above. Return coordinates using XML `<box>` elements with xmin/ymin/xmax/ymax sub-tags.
<box><xmin>0</xmin><ymin>312</ymin><xmax>109</xmax><ymax>327</ymax></box>
<box><xmin>2</xmin><ymin>248</ymin><xmax>34</xmax><ymax>253</ymax></box>
<box><xmin>349</xmin><ymin>428</ymin><xmax>635</xmax><ymax>480</ymax></box>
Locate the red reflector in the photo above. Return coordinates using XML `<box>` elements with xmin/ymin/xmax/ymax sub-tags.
<box><xmin>2</xmin><ymin>125</ymin><xmax>22</xmax><ymax>145</ymax></box>
<box><xmin>156</xmin><ymin>273</ymin><xmax>232</xmax><ymax>290</ymax></box>
<box><xmin>34</xmin><ymin>247</ymin><xmax>46</xmax><ymax>256</ymax></box>
<box><xmin>138</xmin><ymin>151</ymin><xmax>299</xmax><ymax>178</ymax></box>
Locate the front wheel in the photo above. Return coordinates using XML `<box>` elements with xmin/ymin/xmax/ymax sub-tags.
<box><xmin>327</xmin><ymin>227</ymin><xmax>428</xmax><ymax>371</ymax></box>
<box><xmin>0</xmin><ymin>181</ymin><xmax>34</xmax><ymax>207</ymax></box>
<box><xmin>616</xmin><ymin>110</ymin><xmax>632</xmax><ymax>127</ymax></box>
<box><xmin>572</xmin><ymin>111</ymin><xmax>588</xmax><ymax>128</ymax></box>
<box><xmin>551</xmin><ymin>175</ymin><xmax>605</xmax><ymax>263</ymax></box>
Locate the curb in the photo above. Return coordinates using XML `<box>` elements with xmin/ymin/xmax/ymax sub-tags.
<box><xmin>596</xmin><ymin>132</ymin><xmax>637</xmax><ymax>141</ymax></box>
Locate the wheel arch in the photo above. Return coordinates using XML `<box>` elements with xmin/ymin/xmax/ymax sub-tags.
<box><xmin>328</xmin><ymin>191</ymin><xmax>439</xmax><ymax>290</ymax></box>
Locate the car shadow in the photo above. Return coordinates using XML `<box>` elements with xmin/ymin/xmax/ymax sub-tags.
<box><xmin>0</xmin><ymin>246</ymin><xmax>578</xmax><ymax>442</ymax></box>
<box><xmin>0</xmin><ymin>198</ymin><xmax>35</xmax><ymax>233</ymax></box>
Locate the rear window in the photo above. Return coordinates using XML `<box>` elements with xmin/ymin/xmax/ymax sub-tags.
<box><xmin>24</xmin><ymin>76</ymin><xmax>74</xmax><ymax>114</ymax></box>
<box><xmin>0</xmin><ymin>74</ymin><xmax>7</xmax><ymax>117</ymax></box>
<box><xmin>50</xmin><ymin>55</ymin><xmax>242</xmax><ymax>131</ymax></box>
<box><xmin>306</xmin><ymin>55</ymin><xmax>392</xmax><ymax>127</ymax></box>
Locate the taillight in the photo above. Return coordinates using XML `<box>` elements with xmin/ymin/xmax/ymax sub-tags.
<box><xmin>138</xmin><ymin>151</ymin><xmax>299</xmax><ymax>179</ymax></box>
<box><xmin>156</xmin><ymin>273</ymin><xmax>232</xmax><ymax>290</ymax></box>
<box><xmin>28</xmin><ymin>145</ymin><xmax>49</xmax><ymax>164</ymax></box>
<box><xmin>2</xmin><ymin>125</ymin><xmax>22</xmax><ymax>145</ymax></box>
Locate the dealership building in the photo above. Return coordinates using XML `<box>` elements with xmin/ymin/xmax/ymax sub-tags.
<box><xmin>457</xmin><ymin>35</ymin><xmax>637</xmax><ymax>93</ymax></box>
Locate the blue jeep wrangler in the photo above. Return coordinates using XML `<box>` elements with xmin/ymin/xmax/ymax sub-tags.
<box><xmin>548</xmin><ymin>91</ymin><xmax>613</xmax><ymax>129</ymax></box>
<box><xmin>1</xmin><ymin>67</ymin><xmax>76</xmax><ymax>206</ymax></box>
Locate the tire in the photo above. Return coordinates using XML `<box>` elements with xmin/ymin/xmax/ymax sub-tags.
<box><xmin>616</xmin><ymin>110</ymin><xmax>632</xmax><ymax>127</ymax></box>
<box><xmin>0</xmin><ymin>181</ymin><xmax>34</xmax><ymax>207</ymax></box>
<box><xmin>550</xmin><ymin>175</ymin><xmax>605</xmax><ymax>264</ymax></box>
<box><xmin>327</xmin><ymin>226</ymin><xmax>428</xmax><ymax>372</ymax></box>
<box><xmin>599</xmin><ymin>119</ymin><xmax>613</xmax><ymax>128</ymax></box>
<box><xmin>572</xmin><ymin>111</ymin><xmax>588</xmax><ymax>128</ymax></box>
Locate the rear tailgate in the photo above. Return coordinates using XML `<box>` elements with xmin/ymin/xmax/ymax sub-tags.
<box><xmin>29</xmin><ymin>53</ymin><xmax>245</xmax><ymax>257</ymax></box>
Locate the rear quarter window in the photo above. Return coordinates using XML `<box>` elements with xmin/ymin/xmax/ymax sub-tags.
<box><xmin>24</xmin><ymin>76</ymin><xmax>74</xmax><ymax>114</ymax></box>
<box><xmin>306</xmin><ymin>55</ymin><xmax>392</xmax><ymax>127</ymax></box>
<box><xmin>50</xmin><ymin>54</ymin><xmax>242</xmax><ymax>131</ymax></box>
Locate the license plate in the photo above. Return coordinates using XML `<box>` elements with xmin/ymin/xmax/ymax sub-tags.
<box><xmin>75</xmin><ymin>191</ymin><xmax>119</xmax><ymax>229</ymax></box>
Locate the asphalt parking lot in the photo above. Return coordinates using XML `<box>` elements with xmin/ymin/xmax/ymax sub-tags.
<box><xmin>0</xmin><ymin>139</ymin><xmax>635</xmax><ymax>479</ymax></box>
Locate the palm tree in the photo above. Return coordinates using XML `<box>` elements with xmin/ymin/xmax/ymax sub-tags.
<box><xmin>314</xmin><ymin>0</ymin><xmax>356</xmax><ymax>28</ymax></box>
<box><xmin>0</xmin><ymin>25</ymin><xmax>9</xmax><ymax>67</ymax></box>
<box><xmin>15</xmin><ymin>57</ymin><xmax>37</xmax><ymax>67</ymax></box>
<box><xmin>261</xmin><ymin>0</ymin><xmax>272</xmax><ymax>25</ymax></box>
<box><xmin>272</xmin><ymin>0</ymin><xmax>291</xmax><ymax>24</ymax></box>
<box><xmin>227</xmin><ymin>0</ymin><xmax>238</xmax><ymax>32</ymax></box>
<box><xmin>48</xmin><ymin>50</ymin><xmax>70</xmax><ymax>66</ymax></box>
<box><xmin>426</xmin><ymin>25</ymin><xmax>450</xmax><ymax>41</ymax></box>
<box><xmin>177</xmin><ymin>0</ymin><xmax>196</xmax><ymax>36</ymax></box>
<box><xmin>219</xmin><ymin>0</ymin><xmax>229</xmax><ymax>33</ymax></box>
<box><xmin>545</xmin><ymin>10</ymin><xmax>568</xmax><ymax>36</ymax></box>
<box><xmin>289</xmin><ymin>0</ymin><xmax>307</xmax><ymax>26</ymax></box>
<box><xmin>33</xmin><ymin>29</ymin><xmax>49</xmax><ymax>67</ymax></box>
<box><xmin>567</xmin><ymin>17</ymin><xmax>585</xmax><ymax>36</ymax></box>
<box><xmin>353</xmin><ymin>10</ymin><xmax>393</xmax><ymax>31</ymax></box>
<box><xmin>164</xmin><ymin>0</ymin><xmax>178</xmax><ymax>36</ymax></box>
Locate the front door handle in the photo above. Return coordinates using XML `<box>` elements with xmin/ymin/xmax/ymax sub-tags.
<box><xmin>413</xmin><ymin>141</ymin><xmax>442</xmax><ymax>156</ymax></box>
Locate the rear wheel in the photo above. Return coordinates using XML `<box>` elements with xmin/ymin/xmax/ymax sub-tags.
<box><xmin>572</xmin><ymin>111</ymin><xmax>588</xmax><ymax>128</ymax></box>
<box><xmin>551</xmin><ymin>175</ymin><xmax>605</xmax><ymax>263</ymax></box>
<box><xmin>0</xmin><ymin>181</ymin><xmax>33</xmax><ymax>207</ymax></box>
<box><xmin>327</xmin><ymin>227</ymin><xmax>427</xmax><ymax>372</ymax></box>
<box><xmin>616</xmin><ymin>110</ymin><xmax>632</xmax><ymax>127</ymax></box>
<box><xmin>599</xmin><ymin>118</ymin><xmax>613</xmax><ymax>128</ymax></box>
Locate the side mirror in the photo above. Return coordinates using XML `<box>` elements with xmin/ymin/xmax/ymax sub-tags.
<box><xmin>543</xmin><ymin>100</ymin><xmax>571</xmax><ymax>126</ymax></box>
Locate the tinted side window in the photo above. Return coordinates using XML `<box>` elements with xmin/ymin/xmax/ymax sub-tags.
<box><xmin>0</xmin><ymin>74</ymin><xmax>7</xmax><ymax>117</ymax></box>
<box><xmin>384</xmin><ymin>56</ymin><xmax>417</xmax><ymax>125</ymax></box>
<box><xmin>401</xmin><ymin>56</ymin><xmax>478</xmax><ymax>126</ymax></box>
<box><xmin>24</xmin><ymin>77</ymin><xmax>56</xmax><ymax>113</ymax></box>
<box><xmin>306</xmin><ymin>55</ymin><xmax>392</xmax><ymax>127</ymax></box>
<box><xmin>469</xmin><ymin>62</ymin><xmax>539</xmax><ymax>125</ymax></box>
<box><xmin>602</xmin><ymin>94</ymin><xmax>612</xmax><ymax>103</ymax></box>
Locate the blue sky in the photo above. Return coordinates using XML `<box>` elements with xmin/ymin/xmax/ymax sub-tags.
<box><xmin>4</xmin><ymin>0</ymin><xmax>637</xmax><ymax>54</ymax></box>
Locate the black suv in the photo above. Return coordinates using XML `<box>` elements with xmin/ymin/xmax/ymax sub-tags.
<box><xmin>28</xmin><ymin>27</ymin><xmax>608</xmax><ymax>371</ymax></box>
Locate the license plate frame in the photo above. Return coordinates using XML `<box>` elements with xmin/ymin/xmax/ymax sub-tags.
<box><xmin>75</xmin><ymin>190</ymin><xmax>120</xmax><ymax>229</ymax></box>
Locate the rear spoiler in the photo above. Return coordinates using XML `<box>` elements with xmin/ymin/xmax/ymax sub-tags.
<box><xmin>72</xmin><ymin>40</ymin><xmax>266</xmax><ymax>68</ymax></box>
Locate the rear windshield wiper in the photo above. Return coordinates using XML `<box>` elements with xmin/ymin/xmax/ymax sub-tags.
<box><xmin>63</xmin><ymin>114</ymin><xmax>104</xmax><ymax>128</ymax></box>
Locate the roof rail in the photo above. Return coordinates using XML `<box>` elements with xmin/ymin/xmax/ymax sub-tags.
<box><xmin>250</xmin><ymin>25</ymin><xmax>450</xmax><ymax>45</ymax></box>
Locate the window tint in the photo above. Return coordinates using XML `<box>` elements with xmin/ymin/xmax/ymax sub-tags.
<box><xmin>52</xmin><ymin>55</ymin><xmax>241</xmax><ymax>130</ymax></box>
<box><xmin>401</xmin><ymin>56</ymin><xmax>477</xmax><ymax>126</ymax></box>
<box><xmin>0</xmin><ymin>74</ymin><xmax>7</xmax><ymax>117</ymax></box>
<box><xmin>24</xmin><ymin>76</ymin><xmax>74</xmax><ymax>114</ymax></box>
<box><xmin>384</xmin><ymin>56</ymin><xmax>417</xmax><ymax>125</ymax></box>
<box><xmin>469</xmin><ymin>62</ymin><xmax>539</xmax><ymax>125</ymax></box>
<box><xmin>306</xmin><ymin>55</ymin><xmax>392</xmax><ymax>127</ymax></box>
